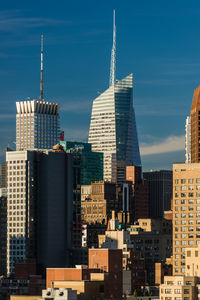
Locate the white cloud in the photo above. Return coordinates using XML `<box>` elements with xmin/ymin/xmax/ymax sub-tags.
<box><xmin>140</xmin><ymin>135</ymin><xmax>185</xmax><ymax>156</ymax></box>
<box><xmin>0</xmin><ymin>10</ymin><xmax>68</xmax><ymax>32</ymax></box>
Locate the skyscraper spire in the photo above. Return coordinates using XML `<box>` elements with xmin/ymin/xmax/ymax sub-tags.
<box><xmin>40</xmin><ymin>34</ymin><xmax>44</xmax><ymax>101</ymax></box>
<box><xmin>109</xmin><ymin>9</ymin><xmax>116</xmax><ymax>87</ymax></box>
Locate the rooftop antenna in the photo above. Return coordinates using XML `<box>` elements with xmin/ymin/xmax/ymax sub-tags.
<box><xmin>109</xmin><ymin>9</ymin><xmax>116</xmax><ymax>87</ymax></box>
<box><xmin>40</xmin><ymin>34</ymin><xmax>44</xmax><ymax>101</ymax></box>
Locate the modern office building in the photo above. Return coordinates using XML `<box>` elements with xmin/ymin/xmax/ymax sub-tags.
<box><xmin>16</xmin><ymin>100</ymin><xmax>60</xmax><ymax>151</ymax></box>
<box><xmin>60</xmin><ymin>141</ymin><xmax>103</xmax><ymax>248</ymax></box>
<box><xmin>88</xmin><ymin>12</ymin><xmax>141</xmax><ymax>184</ymax></box>
<box><xmin>0</xmin><ymin>192</ymin><xmax>7</xmax><ymax>276</ymax></box>
<box><xmin>16</xmin><ymin>36</ymin><xmax>60</xmax><ymax>151</ymax></box>
<box><xmin>6</xmin><ymin>148</ymin><xmax>72</xmax><ymax>275</ymax></box>
<box><xmin>185</xmin><ymin>116</ymin><xmax>191</xmax><ymax>163</ymax></box>
<box><xmin>125</xmin><ymin>166</ymin><xmax>149</xmax><ymax>220</ymax></box>
<box><xmin>173</xmin><ymin>163</ymin><xmax>200</xmax><ymax>275</ymax></box>
<box><xmin>88</xmin><ymin>74</ymin><xmax>141</xmax><ymax>184</ymax></box>
<box><xmin>61</xmin><ymin>141</ymin><xmax>103</xmax><ymax>186</ymax></box>
<box><xmin>191</xmin><ymin>86</ymin><xmax>200</xmax><ymax>163</ymax></box>
<box><xmin>143</xmin><ymin>170</ymin><xmax>172</xmax><ymax>218</ymax></box>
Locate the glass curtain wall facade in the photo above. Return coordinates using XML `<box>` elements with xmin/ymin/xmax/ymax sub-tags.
<box><xmin>88</xmin><ymin>73</ymin><xmax>141</xmax><ymax>184</ymax></box>
<box><xmin>16</xmin><ymin>100</ymin><xmax>60</xmax><ymax>151</ymax></box>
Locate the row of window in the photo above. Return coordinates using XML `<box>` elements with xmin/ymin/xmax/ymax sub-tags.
<box><xmin>8</xmin><ymin>195</ymin><xmax>25</xmax><ymax>199</ymax></box>
<box><xmin>9</xmin><ymin>166</ymin><xmax>24</xmax><ymax>170</ymax></box>
<box><xmin>175</xmin><ymin>240</ymin><xmax>196</xmax><ymax>246</ymax></box>
<box><xmin>175</xmin><ymin>213</ymin><xmax>200</xmax><ymax>218</ymax></box>
<box><xmin>175</xmin><ymin>226</ymin><xmax>200</xmax><ymax>231</ymax></box>
<box><xmin>9</xmin><ymin>183</ymin><xmax>24</xmax><ymax>187</ymax></box>
<box><xmin>9</xmin><ymin>228</ymin><xmax>25</xmax><ymax>233</ymax></box>
<box><xmin>175</xmin><ymin>192</ymin><xmax>200</xmax><ymax>197</ymax></box>
<box><xmin>175</xmin><ymin>185</ymin><xmax>200</xmax><ymax>190</ymax></box>
<box><xmin>175</xmin><ymin>205</ymin><xmax>200</xmax><ymax>211</ymax></box>
<box><xmin>175</xmin><ymin>199</ymin><xmax>200</xmax><ymax>204</ymax></box>
<box><xmin>175</xmin><ymin>179</ymin><xmax>200</xmax><ymax>184</ymax></box>
<box><xmin>175</xmin><ymin>233</ymin><xmax>200</xmax><ymax>239</ymax></box>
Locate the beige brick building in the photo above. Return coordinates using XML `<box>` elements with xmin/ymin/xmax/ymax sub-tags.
<box><xmin>160</xmin><ymin>275</ymin><xmax>198</xmax><ymax>300</ymax></box>
<box><xmin>185</xmin><ymin>244</ymin><xmax>200</xmax><ymax>276</ymax></box>
<box><xmin>173</xmin><ymin>163</ymin><xmax>200</xmax><ymax>275</ymax></box>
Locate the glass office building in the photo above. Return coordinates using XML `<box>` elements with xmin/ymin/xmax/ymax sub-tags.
<box><xmin>88</xmin><ymin>73</ymin><xmax>141</xmax><ymax>184</ymax></box>
<box><xmin>61</xmin><ymin>141</ymin><xmax>103</xmax><ymax>186</ymax></box>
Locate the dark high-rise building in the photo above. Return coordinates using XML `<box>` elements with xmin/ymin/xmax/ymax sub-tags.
<box><xmin>60</xmin><ymin>141</ymin><xmax>103</xmax><ymax>248</ymax></box>
<box><xmin>1</xmin><ymin>162</ymin><xmax>7</xmax><ymax>188</ymax></box>
<box><xmin>117</xmin><ymin>166</ymin><xmax>149</xmax><ymax>222</ymax></box>
<box><xmin>6</xmin><ymin>147</ymin><xmax>72</xmax><ymax>275</ymax></box>
<box><xmin>0</xmin><ymin>193</ymin><xmax>7</xmax><ymax>276</ymax></box>
<box><xmin>61</xmin><ymin>141</ymin><xmax>103</xmax><ymax>186</ymax></box>
<box><xmin>143</xmin><ymin>170</ymin><xmax>172</xmax><ymax>218</ymax></box>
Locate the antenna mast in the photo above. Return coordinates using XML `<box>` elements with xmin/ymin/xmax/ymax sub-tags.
<box><xmin>109</xmin><ymin>9</ymin><xmax>116</xmax><ymax>87</ymax></box>
<box><xmin>40</xmin><ymin>34</ymin><xmax>44</xmax><ymax>101</ymax></box>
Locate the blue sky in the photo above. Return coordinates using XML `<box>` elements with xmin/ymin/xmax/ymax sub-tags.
<box><xmin>0</xmin><ymin>0</ymin><xmax>200</xmax><ymax>170</ymax></box>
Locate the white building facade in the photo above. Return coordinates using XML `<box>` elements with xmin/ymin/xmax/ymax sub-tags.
<box><xmin>88</xmin><ymin>74</ymin><xmax>141</xmax><ymax>184</ymax></box>
<box><xmin>16</xmin><ymin>100</ymin><xmax>60</xmax><ymax>151</ymax></box>
<box><xmin>6</xmin><ymin>150</ymin><xmax>36</xmax><ymax>275</ymax></box>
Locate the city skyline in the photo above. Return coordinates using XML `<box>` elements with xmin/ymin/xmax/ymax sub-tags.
<box><xmin>1</xmin><ymin>1</ymin><xmax>200</xmax><ymax>170</ymax></box>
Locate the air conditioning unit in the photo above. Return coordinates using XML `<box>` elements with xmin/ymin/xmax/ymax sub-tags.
<box><xmin>42</xmin><ymin>288</ymin><xmax>55</xmax><ymax>299</ymax></box>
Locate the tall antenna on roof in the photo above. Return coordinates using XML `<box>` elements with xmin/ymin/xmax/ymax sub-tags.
<box><xmin>40</xmin><ymin>34</ymin><xmax>44</xmax><ymax>101</ymax></box>
<box><xmin>109</xmin><ymin>9</ymin><xmax>116</xmax><ymax>87</ymax></box>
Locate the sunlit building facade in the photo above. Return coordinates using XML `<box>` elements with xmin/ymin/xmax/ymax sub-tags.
<box><xmin>185</xmin><ymin>116</ymin><xmax>191</xmax><ymax>163</ymax></box>
<box><xmin>173</xmin><ymin>163</ymin><xmax>200</xmax><ymax>276</ymax></box>
<box><xmin>16</xmin><ymin>100</ymin><xmax>60</xmax><ymax>151</ymax></box>
<box><xmin>88</xmin><ymin>73</ymin><xmax>141</xmax><ymax>184</ymax></box>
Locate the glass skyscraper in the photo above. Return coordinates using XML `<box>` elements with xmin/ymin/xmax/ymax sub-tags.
<box><xmin>88</xmin><ymin>73</ymin><xmax>141</xmax><ymax>184</ymax></box>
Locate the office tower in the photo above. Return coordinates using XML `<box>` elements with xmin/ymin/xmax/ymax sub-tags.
<box><xmin>16</xmin><ymin>100</ymin><xmax>60</xmax><ymax>151</ymax></box>
<box><xmin>16</xmin><ymin>36</ymin><xmax>60</xmax><ymax>151</ymax></box>
<box><xmin>185</xmin><ymin>116</ymin><xmax>191</xmax><ymax>163</ymax></box>
<box><xmin>60</xmin><ymin>141</ymin><xmax>103</xmax><ymax>248</ymax></box>
<box><xmin>125</xmin><ymin>166</ymin><xmax>149</xmax><ymax>220</ymax></box>
<box><xmin>173</xmin><ymin>163</ymin><xmax>200</xmax><ymax>275</ymax></box>
<box><xmin>88</xmin><ymin>12</ymin><xmax>141</xmax><ymax>184</ymax></box>
<box><xmin>6</xmin><ymin>148</ymin><xmax>72</xmax><ymax>275</ymax></box>
<box><xmin>191</xmin><ymin>86</ymin><xmax>200</xmax><ymax>162</ymax></box>
<box><xmin>143</xmin><ymin>170</ymin><xmax>172</xmax><ymax>218</ymax></box>
<box><xmin>61</xmin><ymin>141</ymin><xmax>103</xmax><ymax>186</ymax></box>
<box><xmin>0</xmin><ymin>192</ymin><xmax>7</xmax><ymax>276</ymax></box>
